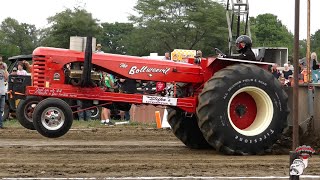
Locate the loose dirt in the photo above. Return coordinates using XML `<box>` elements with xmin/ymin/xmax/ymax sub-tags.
<box><xmin>0</xmin><ymin>126</ymin><xmax>319</xmax><ymax>178</ymax></box>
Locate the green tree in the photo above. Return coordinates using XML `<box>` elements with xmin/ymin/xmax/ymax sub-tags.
<box><xmin>128</xmin><ymin>0</ymin><xmax>228</xmax><ymax>56</ymax></box>
<box><xmin>0</xmin><ymin>18</ymin><xmax>37</xmax><ymax>56</ymax></box>
<box><xmin>250</xmin><ymin>13</ymin><xmax>293</xmax><ymax>54</ymax></box>
<box><xmin>40</xmin><ymin>8</ymin><xmax>101</xmax><ymax>48</ymax></box>
<box><xmin>311</xmin><ymin>30</ymin><xmax>320</xmax><ymax>59</ymax></box>
<box><xmin>100</xmin><ymin>22</ymin><xmax>135</xmax><ymax>54</ymax></box>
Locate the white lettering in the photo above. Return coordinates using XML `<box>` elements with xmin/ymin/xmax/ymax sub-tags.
<box><xmin>128</xmin><ymin>66</ymin><xmax>170</xmax><ymax>75</ymax></box>
<box><xmin>129</xmin><ymin>66</ymin><xmax>137</xmax><ymax>75</ymax></box>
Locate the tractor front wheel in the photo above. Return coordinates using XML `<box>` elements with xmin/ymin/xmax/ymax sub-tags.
<box><xmin>197</xmin><ymin>64</ymin><xmax>288</xmax><ymax>155</ymax></box>
<box><xmin>168</xmin><ymin>109</ymin><xmax>212</xmax><ymax>149</ymax></box>
<box><xmin>33</xmin><ymin>98</ymin><xmax>73</xmax><ymax>138</ymax></box>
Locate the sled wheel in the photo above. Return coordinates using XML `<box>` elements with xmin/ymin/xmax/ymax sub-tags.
<box><xmin>16</xmin><ymin>96</ymin><xmax>42</xmax><ymax>130</ymax></box>
<box><xmin>90</xmin><ymin>106</ymin><xmax>101</xmax><ymax>120</ymax></box>
<box><xmin>168</xmin><ymin>109</ymin><xmax>212</xmax><ymax>149</ymax></box>
<box><xmin>197</xmin><ymin>64</ymin><xmax>289</xmax><ymax>155</ymax></box>
<box><xmin>33</xmin><ymin>98</ymin><xmax>73</xmax><ymax>138</ymax></box>
<box><xmin>2</xmin><ymin>102</ymin><xmax>9</xmax><ymax>121</ymax></box>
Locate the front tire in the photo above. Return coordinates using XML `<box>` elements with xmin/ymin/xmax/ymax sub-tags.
<box><xmin>168</xmin><ymin>109</ymin><xmax>212</xmax><ymax>149</ymax></box>
<box><xmin>33</xmin><ymin>98</ymin><xmax>73</xmax><ymax>138</ymax></box>
<box><xmin>197</xmin><ymin>64</ymin><xmax>289</xmax><ymax>155</ymax></box>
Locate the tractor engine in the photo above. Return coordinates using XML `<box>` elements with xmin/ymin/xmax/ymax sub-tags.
<box><xmin>64</xmin><ymin>63</ymin><xmax>101</xmax><ymax>87</ymax></box>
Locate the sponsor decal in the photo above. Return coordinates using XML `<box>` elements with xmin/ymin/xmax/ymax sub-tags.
<box><xmin>142</xmin><ymin>95</ymin><xmax>177</xmax><ymax>106</ymax></box>
<box><xmin>33</xmin><ymin>87</ymin><xmax>76</xmax><ymax>98</ymax></box>
<box><xmin>53</xmin><ymin>73</ymin><xmax>60</xmax><ymax>81</ymax></box>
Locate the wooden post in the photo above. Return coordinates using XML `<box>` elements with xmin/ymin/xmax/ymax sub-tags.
<box><xmin>292</xmin><ymin>0</ymin><xmax>300</xmax><ymax>150</ymax></box>
<box><xmin>306</xmin><ymin>0</ymin><xmax>311</xmax><ymax>82</ymax></box>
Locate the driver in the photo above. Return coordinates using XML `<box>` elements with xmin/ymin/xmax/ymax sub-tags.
<box><xmin>227</xmin><ymin>35</ymin><xmax>256</xmax><ymax>61</ymax></box>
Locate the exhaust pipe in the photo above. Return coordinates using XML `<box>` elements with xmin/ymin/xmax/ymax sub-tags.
<box><xmin>81</xmin><ymin>36</ymin><xmax>94</xmax><ymax>87</ymax></box>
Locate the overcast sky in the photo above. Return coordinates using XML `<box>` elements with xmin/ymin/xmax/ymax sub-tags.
<box><xmin>0</xmin><ymin>0</ymin><xmax>317</xmax><ymax>40</ymax></box>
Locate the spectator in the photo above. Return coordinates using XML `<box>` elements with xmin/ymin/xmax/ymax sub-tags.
<box><xmin>22</xmin><ymin>60</ymin><xmax>32</xmax><ymax>73</ymax></box>
<box><xmin>11</xmin><ymin>67</ymin><xmax>17</xmax><ymax>75</ymax></box>
<box><xmin>17</xmin><ymin>63</ymin><xmax>28</xmax><ymax>75</ymax></box>
<box><xmin>282</xmin><ymin>63</ymin><xmax>293</xmax><ymax>80</ymax></box>
<box><xmin>196</xmin><ymin>50</ymin><xmax>203</xmax><ymax>58</ymax></box>
<box><xmin>0</xmin><ymin>62</ymin><xmax>8</xmax><ymax>128</ymax></box>
<box><xmin>286</xmin><ymin>75</ymin><xmax>294</xmax><ymax>87</ymax></box>
<box><xmin>271</xmin><ymin>63</ymin><xmax>281</xmax><ymax>79</ymax></box>
<box><xmin>163</xmin><ymin>52</ymin><xmax>171</xmax><ymax>60</ymax></box>
<box><xmin>101</xmin><ymin>72</ymin><xmax>115</xmax><ymax>126</ymax></box>
<box><xmin>95</xmin><ymin>44</ymin><xmax>104</xmax><ymax>53</ymax></box>
<box><xmin>77</xmin><ymin>100</ymin><xmax>91</xmax><ymax>121</ymax></box>
<box><xmin>0</xmin><ymin>56</ymin><xmax>7</xmax><ymax>70</ymax></box>
<box><xmin>301</xmin><ymin>67</ymin><xmax>309</xmax><ymax>83</ymax></box>
<box><xmin>118</xmin><ymin>78</ymin><xmax>137</xmax><ymax>121</ymax></box>
<box><xmin>312</xmin><ymin>52</ymin><xmax>319</xmax><ymax>70</ymax></box>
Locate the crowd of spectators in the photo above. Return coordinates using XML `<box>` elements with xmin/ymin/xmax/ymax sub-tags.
<box><xmin>271</xmin><ymin>52</ymin><xmax>320</xmax><ymax>87</ymax></box>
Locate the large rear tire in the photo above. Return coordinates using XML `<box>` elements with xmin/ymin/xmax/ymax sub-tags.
<box><xmin>168</xmin><ymin>109</ymin><xmax>212</xmax><ymax>149</ymax></box>
<box><xmin>33</xmin><ymin>98</ymin><xmax>73</xmax><ymax>138</ymax></box>
<box><xmin>16</xmin><ymin>96</ymin><xmax>42</xmax><ymax>130</ymax></box>
<box><xmin>197</xmin><ymin>64</ymin><xmax>289</xmax><ymax>155</ymax></box>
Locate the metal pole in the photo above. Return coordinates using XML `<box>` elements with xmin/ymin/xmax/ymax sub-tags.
<box><xmin>306</xmin><ymin>0</ymin><xmax>311</xmax><ymax>82</ymax></box>
<box><xmin>292</xmin><ymin>0</ymin><xmax>300</xmax><ymax>150</ymax></box>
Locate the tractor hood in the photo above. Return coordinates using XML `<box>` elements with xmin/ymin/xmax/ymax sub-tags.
<box><xmin>33</xmin><ymin>47</ymin><xmax>204</xmax><ymax>83</ymax></box>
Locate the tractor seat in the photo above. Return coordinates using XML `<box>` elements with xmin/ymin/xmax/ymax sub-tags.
<box><xmin>256</xmin><ymin>48</ymin><xmax>266</xmax><ymax>62</ymax></box>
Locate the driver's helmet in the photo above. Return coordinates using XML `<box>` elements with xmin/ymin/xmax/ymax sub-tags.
<box><xmin>235</xmin><ymin>35</ymin><xmax>252</xmax><ymax>52</ymax></box>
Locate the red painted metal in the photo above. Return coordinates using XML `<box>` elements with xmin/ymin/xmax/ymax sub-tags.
<box><xmin>229</xmin><ymin>92</ymin><xmax>257</xmax><ymax>130</ymax></box>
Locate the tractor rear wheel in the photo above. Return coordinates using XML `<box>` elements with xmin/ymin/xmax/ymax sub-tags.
<box><xmin>16</xmin><ymin>96</ymin><xmax>42</xmax><ymax>130</ymax></box>
<box><xmin>168</xmin><ymin>109</ymin><xmax>212</xmax><ymax>149</ymax></box>
<box><xmin>197</xmin><ymin>64</ymin><xmax>288</xmax><ymax>155</ymax></box>
<box><xmin>33</xmin><ymin>98</ymin><xmax>73</xmax><ymax>138</ymax></box>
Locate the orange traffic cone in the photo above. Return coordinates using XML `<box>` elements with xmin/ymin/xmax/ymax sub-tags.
<box><xmin>155</xmin><ymin>111</ymin><xmax>162</xmax><ymax>129</ymax></box>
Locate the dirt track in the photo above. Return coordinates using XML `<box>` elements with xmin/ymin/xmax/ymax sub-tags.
<box><xmin>0</xmin><ymin>126</ymin><xmax>319</xmax><ymax>178</ymax></box>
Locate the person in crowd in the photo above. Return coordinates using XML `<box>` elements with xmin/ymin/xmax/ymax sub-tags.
<box><xmin>0</xmin><ymin>62</ymin><xmax>8</xmax><ymax>129</ymax></box>
<box><xmin>271</xmin><ymin>63</ymin><xmax>281</xmax><ymax>79</ymax></box>
<box><xmin>286</xmin><ymin>75</ymin><xmax>294</xmax><ymax>87</ymax></box>
<box><xmin>16</xmin><ymin>63</ymin><xmax>28</xmax><ymax>75</ymax></box>
<box><xmin>301</xmin><ymin>67</ymin><xmax>310</xmax><ymax>83</ymax></box>
<box><xmin>101</xmin><ymin>72</ymin><xmax>115</xmax><ymax>126</ymax></box>
<box><xmin>226</xmin><ymin>35</ymin><xmax>256</xmax><ymax>61</ymax></box>
<box><xmin>312</xmin><ymin>52</ymin><xmax>319</xmax><ymax>70</ymax></box>
<box><xmin>163</xmin><ymin>52</ymin><xmax>171</xmax><ymax>60</ymax></box>
<box><xmin>0</xmin><ymin>56</ymin><xmax>8</xmax><ymax>70</ymax></box>
<box><xmin>196</xmin><ymin>50</ymin><xmax>203</xmax><ymax>58</ymax></box>
<box><xmin>282</xmin><ymin>63</ymin><xmax>293</xmax><ymax>80</ymax></box>
<box><xmin>95</xmin><ymin>44</ymin><xmax>104</xmax><ymax>53</ymax></box>
<box><xmin>11</xmin><ymin>67</ymin><xmax>17</xmax><ymax>75</ymax></box>
<box><xmin>76</xmin><ymin>100</ymin><xmax>91</xmax><ymax>121</ymax></box>
<box><xmin>118</xmin><ymin>78</ymin><xmax>137</xmax><ymax>121</ymax></box>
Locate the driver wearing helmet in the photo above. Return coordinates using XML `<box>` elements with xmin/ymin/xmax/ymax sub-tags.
<box><xmin>229</xmin><ymin>35</ymin><xmax>256</xmax><ymax>61</ymax></box>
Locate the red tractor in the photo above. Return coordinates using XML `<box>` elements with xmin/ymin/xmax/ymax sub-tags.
<box><xmin>18</xmin><ymin>37</ymin><xmax>288</xmax><ymax>155</ymax></box>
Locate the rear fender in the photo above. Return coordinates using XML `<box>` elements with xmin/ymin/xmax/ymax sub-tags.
<box><xmin>204</xmin><ymin>57</ymin><xmax>274</xmax><ymax>82</ymax></box>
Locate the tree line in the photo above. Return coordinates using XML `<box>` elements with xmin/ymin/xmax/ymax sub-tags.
<box><xmin>0</xmin><ymin>0</ymin><xmax>316</xmax><ymax>62</ymax></box>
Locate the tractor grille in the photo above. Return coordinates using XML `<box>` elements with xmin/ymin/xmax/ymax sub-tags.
<box><xmin>32</xmin><ymin>56</ymin><xmax>46</xmax><ymax>87</ymax></box>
